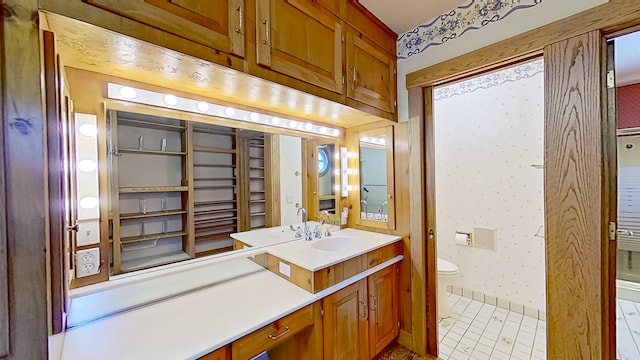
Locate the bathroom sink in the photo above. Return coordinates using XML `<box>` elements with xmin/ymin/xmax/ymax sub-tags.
<box><xmin>310</xmin><ymin>236</ymin><xmax>365</xmax><ymax>251</ymax></box>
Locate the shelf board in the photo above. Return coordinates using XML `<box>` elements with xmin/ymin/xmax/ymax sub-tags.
<box><xmin>194</xmin><ymin>164</ymin><xmax>236</xmax><ymax>168</ymax></box>
<box><xmin>250</xmin><ymin>190</ymin><xmax>266</xmax><ymax>193</ymax></box>
<box><xmin>192</xmin><ymin>127</ymin><xmax>236</xmax><ymax>136</ymax></box>
<box><xmin>119</xmin><ymin>209</ymin><xmax>188</xmax><ymax>220</ymax></box>
<box><xmin>194</xmin><ymin>185</ymin><xmax>237</xmax><ymax>190</ymax></box>
<box><xmin>194</xmin><ymin>177</ymin><xmax>237</xmax><ymax>181</ymax></box>
<box><xmin>119</xmin><ymin>186</ymin><xmax>188</xmax><ymax>193</ymax></box>
<box><xmin>195</xmin><ymin>232</ymin><xmax>233</xmax><ymax>242</ymax></box>
<box><xmin>251</xmin><ymin>226</ymin><xmax>266</xmax><ymax>230</ymax></box>
<box><xmin>250</xmin><ymin>212</ymin><xmax>266</xmax><ymax>217</ymax></box>
<box><xmin>195</xmin><ymin>223</ymin><xmax>237</xmax><ymax>233</ymax></box>
<box><xmin>120</xmin><ymin>231</ymin><xmax>188</xmax><ymax>244</ymax></box>
<box><xmin>195</xmin><ymin>208</ymin><xmax>237</xmax><ymax>216</ymax></box>
<box><xmin>120</xmin><ymin>251</ymin><xmax>190</xmax><ymax>273</ymax></box>
<box><xmin>118</xmin><ymin>149</ymin><xmax>186</xmax><ymax>156</ymax></box>
<box><xmin>194</xmin><ymin>200</ymin><xmax>237</xmax><ymax>206</ymax></box>
<box><xmin>249</xmin><ymin>144</ymin><xmax>265</xmax><ymax>148</ymax></box>
<box><xmin>193</xmin><ymin>146</ymin><xmax>236</xmax><ymax>154</ymax></box>
<box><xmin>194</xmin><ymin>217</ymin><xmax>238</xmax><ymax>226</ymax></box>
<box><xmin>249</xmin><ymin>156</ymin><xmax>264</xmax><ymax>160</ymax></box>
<box><xmin>118</xmin><ymin>118</ymin><xmax>185</xmax><ymax>131</ymax></box>
<box><xmin>196</xmin><ymin>246</ymin><xmax>234</xmax><ymax>258</ymax></box>
<box><xmin>250</xmin><ymin>166</ymin><xmax>265</xmax><ymax>170</ymax></box>
<box><xmin>250</xmin><ymin>200</ymin><xmax>266</xmax><ymax>203</ymax></box>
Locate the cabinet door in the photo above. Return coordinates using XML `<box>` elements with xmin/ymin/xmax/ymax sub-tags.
<box><xmin>84</xmin><ymin>0</ymin><xmax>245</xmax><ymax>57</ymax></box>
<box><xmin>256</xmin><ymin>0</ymin><xmax>343</xmax><ymax>94</ymax></box>
<box><xmin>322</xmin><ymin>280</ymin><xmax>369</xmax><ymax>360</ymax></box>
<box><xmin>368</xmin><ymin>264</ymin><xmax>399</xmax><ymax>357</ymax></box>
<box><xmin>346</xmin><ymin>31</ymin><xmax>396</xmax><ymax>113</ymax></box>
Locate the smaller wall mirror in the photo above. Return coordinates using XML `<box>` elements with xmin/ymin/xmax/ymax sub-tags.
<box><xmin>354</xmin><ymin>126</ymin><xmax>395</xmax><ymax>229</ymax></box>
<box><xmin>306</xmin><ymin>139</ymin><xmax>341</xmax><ymax>222</ymax></box>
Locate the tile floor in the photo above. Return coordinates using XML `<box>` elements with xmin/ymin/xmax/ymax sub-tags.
<box><xmin>618</xmin><ymin>298</ymin><xmax>640</xmax><ymax>359</ymax></box>
<box><xmin>438</xmin><ymin>293</ymin><xmax>546</xmax><ymax>360</ymax></box>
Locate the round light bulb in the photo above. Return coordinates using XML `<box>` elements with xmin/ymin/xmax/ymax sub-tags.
<box><xmin>347</xmin><ymin>185</ymin><xmax>353</xmax><ymax>191</ymax></box>
<box><xmin>164</xmin><ymin>94</ymin><xmax>178</xmax><ymax>105</ymax></box>
<box><xmin>197</xmin><ymin>102</ymin><xmax>209</xmax><ymax>112</ymax></box>
<box><xmin>334</xmin><ymin>153</ymin><xmax>340</xmax><ymax>160</ymax></box>
<box><xmin>78</xmin><ymin>123</ymin><xmax>98</xmax><ymax>137</ymax></box>
<box><xmin>250</xmin><ymin>113</ymin><xmax>260</xmax><ymax>122</ymax></box>
<box><xmin>319</xmin><ymin>127</ymin><xmax>327</xmax><ymax>134</ymax></box>
<box><xmin>224</xmin><ymin>107</ymin><xmax>236</xmax><ymax>117</ymax></box>
<box><xmin>304</xmin><ymin>122</ymin><xmax>313</xmax><ymax>130</ymax></box>
<box><xmin>79</xmin><ymin>197</ymin><xmax>98</xmax><ymax>209</ymax></box>
<box><xmin>332</xmin><ymin>129</ymin><xmax>340</xmax><ymax>136</ymax></box>
<box><xmin>119</xmin><ymin>86</ymin><xmax>136</xmax><ymax>99</ymax></box>
<box><xmin>288</xmin><ymin>121</ymin><xmax>298</xmax><ymax>129</ymax></box>
<box><xmin>346</xmin><ymin>168</ymin><xmax>353</xmax><ymax>175</ymax></box>
<box><xmin>346</xmin><ymin>152</ymin><xmax>353</xmax><ymax>158</ymax></box>
<box><xmin>77</xmin><ymin>159</ymin><xmax>97</xmax><ymax>172</ymax></box>
<box><xmin>334</xmin><ymin>185</ymin><xmax>341</xmax><ymax>191</ymax></box>
<box><xmin>271</xmin><ymin>117</ymin><xmax>280</xmax><ymax>125</ymax></box>
<box><xmin>379</xmin><ymin>138</ymin><xmax>386</xmax><ymax>145</ymax></box>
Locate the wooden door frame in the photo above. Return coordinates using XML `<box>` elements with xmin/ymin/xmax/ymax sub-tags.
<box><xmin>406</xmin><ymin>0</ymin><xmax>640</xmax><ymax>357</ymax></box>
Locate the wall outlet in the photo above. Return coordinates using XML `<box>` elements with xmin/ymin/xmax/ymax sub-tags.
<box><xmin>76</xmin><ymin>248</ymin><xmax>100</xmax><ymax>277</ymax></box>
<box><xmin>279</xmin><ymin>261</ymin><xmax>291</xmax><ymax>278</ymax></box>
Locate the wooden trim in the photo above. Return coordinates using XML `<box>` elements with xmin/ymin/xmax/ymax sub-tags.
<box><xmin>3</xmin><ymin>0</ymin><xmax>49</xmax><ymax>356</ymax></box>
<box><xmin>423</xmin><ymin>87</ymin><xmax>438</xmax><ymax>356</ymax></box>
<box><xmin>408</xmin><ymin>87</ymin><xmax>427</xmax><ymax>355</ymax></box>
<box><xmin>185</xmin><ymin>121</ymin><xmax>195</xmax><ymax>257</ymax></box>
<box><xmin>0</xmin><ymin>3</ymin><xmax>8</xmax><ymax>355</ymax></box>
<box><xmin>544</xmin><ymin>30</ymin><xmax>607</xmax><ymax>358</ymax></box>
<box><xmin>406</xmin><ymin>0</ymin><xmax>640</xmax><ymax>88</ymax></box>
<box><xmin>265</xmin><ymin>134</ymin><xmax>281</xmax><ymax>226</ymax></box>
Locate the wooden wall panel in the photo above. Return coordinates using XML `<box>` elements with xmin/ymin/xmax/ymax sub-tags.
<box><xmin>2</xmin><ymin>0</ymin><xmax>50</xmax><ymax>358</ymax></box>
<box><xmin>0</xmin><ymin>2</ymin><xmax>8</xmax><ymax>355</ymax></box>
<box><xmin>544</xmin><ymin>31</ymin><xmax>609</xmax><ymax>359</ymax></box>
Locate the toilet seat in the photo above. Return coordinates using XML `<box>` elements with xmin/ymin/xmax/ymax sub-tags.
<box><xmin>437</xmin><ymin>258</ymin><xmax>459</xmax><ymax>277</ymax></box>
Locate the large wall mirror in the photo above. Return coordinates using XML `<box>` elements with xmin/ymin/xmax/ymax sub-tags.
<box><xmin>353</xmin><ymin>125</ymin><xmax>395</xmax><ymax>230</ymax></box>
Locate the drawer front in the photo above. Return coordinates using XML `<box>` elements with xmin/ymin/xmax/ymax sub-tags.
<box><xmin>231</xmin><ymin>304</ymin><xmax>314</xmax><ymax>359</ymax></box>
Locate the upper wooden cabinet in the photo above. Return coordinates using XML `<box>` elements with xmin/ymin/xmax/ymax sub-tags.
<box><xmin>256</xmin><ymin>0</ymin><xmax>343</xmax><ymax>94</ymax></box>
<box><xmin>346</xmin><ymin>30</ymin><xmax>396</xmax><ymax>114</ymax></box>
<box><xmin>84</xmin><ymin>0</ymin><xmax>245</xmax><ymax>57</ymax></box>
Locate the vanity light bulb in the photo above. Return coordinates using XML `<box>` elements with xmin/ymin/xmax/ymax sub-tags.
<box><xmin>224</xmin><ymin>107</ymin><xmax>236</xmax><ymax>117</ymax></box>
<box><xmin>334</xmin><ymin>184</ymin><xmax>341</xmax><ymax>191</ymax></box>
<box><xmin>334</xmin><ymin>169</ymin><xmax>340</xmax><ymax>176</ymax></box>
<box><xmin>271</xmin><ymin>117</ymin><xmax>280</xmax><ymax>125</ymax></box>
<box><xmin>197</xmin><ymin>102</ymin><xmax>209</xmax><ymax>112</ymax></box>
<box><xmin>77</xmin><ymin>159</ymin><xmax>97</xmax><ymax>172</ymax></box>
<box><xmin>78</xmin><ymin>123</ymin><xmax>98</xmax><ymax>137</ymax></box>
<box><xmin>288</xmin><ymin>121</ymin><xmax>298</xmax><ymax>129</ymax></box>
<box><xmin>164</xmin><ymin>94</ymin><xmax>178</xmax><ymax>106</ymax></box>
<box><xmin>346</xmin><ymin>152</ymin><xmax>353</xmax><ymax>158</ymax></box>
<box><xmin>346</xmin><ymin>168</ymin><xmax>353</xmax><ymax>175</ymax></box>
<box><xmin>334</xmin><ymin>153</ymin><xmax>340</xmax><ymax>160</ymax></box>
<box><xmin>250</xmin><ymin>113</ymin><xmax>260</xmax><ymax>122</ymax></box>
<box><xmin>332</xmin><ymin>129</ymin><xmax>340</xmax><ymax>137</ymax></box>
<box><xmin>347</xmin><ymin>185</ymin><xmax>353</xmax><ymax>191</ymax></box>
<box><xmin>119</xmin><ymin>86</ymin><xmax>136</xmax><ymax>99</ymax></box>
<box><xmin>319</xmin><ymin>127</ymin><xmax>327</xmax><ymax>134</ymax></box>
<box><xmin>379</xmin><ymin>138</ymin><xmax>386</xmax><ymax>145</ymax></box>
<box><xmin>304</xmin><ymin>122</ymin><xmax>313</xmax><ymax>130</ymax></box>
<box><xmin>79</xmin><ymin>197</ymin><xmax>98</xmax><ymax>210</ymax></box>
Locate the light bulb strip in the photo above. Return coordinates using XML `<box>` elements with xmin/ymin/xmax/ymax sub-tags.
<box><xmin>107</xmin><ymin>83</ymin><xmax>342</xmax><ymax>138</ymax></box>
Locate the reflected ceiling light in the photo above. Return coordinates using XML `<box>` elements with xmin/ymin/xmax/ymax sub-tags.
<box><xmin>346</xmin><ymin>168</ymin><xmax>353</xmax><ymax>175</ymax></box>
<box><xmin>77</xmin><ymin>159</ymin><xmax>97</xmax><ymax>172</ymax></box>
<box><xmin>379</xmin><ymin>138</ymin><xmax>386</xmax><ymax>145</ymax></box>
<box><xmin>119</xmin><ymin>86</ymin><xmax>136</xmax><ymax>99</ymax></box>
<box><xmin>106</xmin><ymin>83</ymin><xmax>343</xmax><ymax>138</ymax></box>
<box><xmin>78</xmin><ymin>124</ymin><xmax>98</xmax><ymax>137</ymax></box>
<box><xmin>79</xmin><ymin>197</ymin><xmax>98</xmax><ymax>209</ymax></box>
<box><xmin>334</xmin><ymin>169</ymin><xmax>340</xmax><ymax>175</ymax></box>
<box><xmin>346</xmin><ymin>152</ymin><xmax>353</xmax><ymax>158</ymax></box>
<box><xmin>334</xmin><ymin>152</ymin><xmax>340</xmax><ymax>160</ymax></box>
<box><xmin>197</xmin><ymin>102</ymin><xmax>209</xmax><ymax>112</ymax></box>
<box><xmin>334</xmin><ymin>184</ymin><xmax>341</xmax><ymax>191</ymax></box>
<box><xmin>164</xmin><ymin>94</ymin><xmax>178</xmax><ymax>105</ymax></box>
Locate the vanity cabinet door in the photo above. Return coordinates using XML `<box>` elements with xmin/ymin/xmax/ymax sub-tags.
<box><xmin>367</xmin><ymin>263</ymin><xmax>399</xmax><ymax>357</ymax></box>
<box><xmin>84</xmin><ymin>0</ymin><xmax>245</xmax><ymax>57</ymax></box>
<box><xmin>346</xmin><ymin>29</ymin><xmax>396</xmax><ymax>114</ymax></box>
<box><xmin>322</xmin><ymin>279</ymin><xmax>369</xmax><ymax>360</ymax></box>
<box><xmin>256</xmin><ymin>0</ymin><xmax>343</xmax><ymax>94</ymax></box>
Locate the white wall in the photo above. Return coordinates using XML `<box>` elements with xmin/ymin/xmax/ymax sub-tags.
<box><xmin>434</xmin><ymin>60</ymin><xmax>545</xmax><ymax>311</ymax></box>
<box><xmin>397</xmin><ymin>0</ymin><xmax>606</xmax><ymax>121</ymax></box>
<box><xmin>279</xmin><ymin>135</ymin><xmax>303</xmax><ymax>225</ymax></box>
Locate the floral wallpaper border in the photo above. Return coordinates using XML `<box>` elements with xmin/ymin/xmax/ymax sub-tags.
<box><xmin>398</xmin><ymin>0</ymin><xmax>543</xmax><ymax>60</ymax></box>
<box><xmin>434</xmin><ymin>58</ymin><xmax>543</xmax><ymax>100</ymax></box>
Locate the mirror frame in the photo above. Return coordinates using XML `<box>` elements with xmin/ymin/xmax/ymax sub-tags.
<box><xmin>304</xmin><ymin>138</ymin><xmax>342</xmax><ymax>224</ymax></box>
<box><xmin>352</xmin><ymin>125</ymin><xmax>395</xmax><ymax>230</ymax></box>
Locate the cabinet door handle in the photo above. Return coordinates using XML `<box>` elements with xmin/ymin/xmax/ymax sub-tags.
<box><xmin>370</xmin><ymin>295</ymin><xmax>377</xmax><ymax>311</ymax></box>
<box><xmin>262</xmin><ymin>19</ymin><xmax>270</xmax><ymax>45</ymax></box>
<box><xmin>268</xmin><ymin>326</ymin><xmax>290</xmax><ymax>340</ymax></box>
<box><xmin>235</xmin><ymin>5</ymin><xmax>243</xmax><ymax>33</ymax></box>
<box><xmin>359</xmin><ymin>300</ymin><xmax>368</xmax><ymax>320</ymax></box>
<box><xmin>350</xmin><ymin>65</ymin><xmax>357</xmax><ymax>83</ymax></box>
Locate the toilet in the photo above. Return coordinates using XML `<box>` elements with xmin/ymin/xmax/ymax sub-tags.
<box><xmin>437</xmin><ymin>258</ymin><xmax>459</xmax><ymax>319</ymax></box>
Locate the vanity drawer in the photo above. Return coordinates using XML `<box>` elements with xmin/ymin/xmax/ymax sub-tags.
<box><xmin>231</xmin><ymin>304</ymin><xmax>314</xmax><ymax>359</ymax></box>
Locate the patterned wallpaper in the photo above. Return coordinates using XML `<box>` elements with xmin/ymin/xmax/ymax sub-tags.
<box><xmin>398</xmin><ymin>0</ymin><xmax>543</xmax><ymax>60</ymax></box>
<box><xmin>434</xmin><ymin>60</ymin><xmax>545</xmax><ymax>311</ymax></box>
<box><xmin>617</xmin><ymin>83</ymin><xmax>640</xmax><ymax>129</ymax></box>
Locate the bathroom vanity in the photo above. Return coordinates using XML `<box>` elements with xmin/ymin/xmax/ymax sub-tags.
<box><xmin>58</xmin><ymin>228</ymin><xmax>402</xmax><ymax>360</ymax></box>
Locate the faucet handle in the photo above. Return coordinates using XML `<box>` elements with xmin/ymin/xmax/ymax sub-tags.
<box><xmin>290</xmin><ymin>225</ymin><xmax>303</xmax><ymax>238</ymax></box>
<box><xmin>313</xmin><ymin>225</ymin><xmax>321</xmax><ymax>239</ymax></box>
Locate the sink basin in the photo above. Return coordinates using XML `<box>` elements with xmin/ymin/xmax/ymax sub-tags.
<box><xmin>310</xmin><ymin>236</ymin><xmax>365</xmax><ymax>251</ymax></box>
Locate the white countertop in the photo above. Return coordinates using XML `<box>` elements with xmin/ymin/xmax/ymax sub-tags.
<box><xmin>230</xmin><ymin>221</ymin><xmax>339</xmax><ymax>248</ymax></box>
<box><xmin>266</xmin><ymin>228</ymin><xmax>402</xmax><ymax>271</ymax></box>
<box><xmin>56</xmin><ymin>227</ymin><xmax>403</xmax><ymax>360</ymax></box>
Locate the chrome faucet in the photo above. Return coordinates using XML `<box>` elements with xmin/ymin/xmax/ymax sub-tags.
<box><xmin>297</xmin><ymin>206</ymin><xmax>312</xmax><ymax>241</ymax></box>
<box><xmin>319</xmin><ymin>210</ymin><xmax>333</xmax><ymax>237</ymax></box>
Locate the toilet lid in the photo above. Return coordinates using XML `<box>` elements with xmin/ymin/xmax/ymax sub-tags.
<box><xmin>437</xmin><ymin>258</ymin><xmax>458</xmax><ymax>274</ymax></box>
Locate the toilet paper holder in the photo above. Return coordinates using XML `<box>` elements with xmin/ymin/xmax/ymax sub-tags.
<box><xmin>455</xmin><ymin>231</ymin><xmax>472</xmax><ymax>246</ymax></box>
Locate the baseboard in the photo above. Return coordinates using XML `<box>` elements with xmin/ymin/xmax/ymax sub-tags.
<box><xmin>448</xmin><ymin>284</ymin><xmax>546</xmax><ymax>320</ymax></box>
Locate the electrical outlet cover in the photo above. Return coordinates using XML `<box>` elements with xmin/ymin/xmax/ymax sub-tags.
<box><xmin>76</xmin><ymin>248</ymin><xmax>100</xmax><ymax>277</ymax></box>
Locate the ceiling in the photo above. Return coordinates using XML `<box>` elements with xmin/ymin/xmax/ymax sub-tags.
<box><xmin>360</xmin><ymin>0</ymin><xmax>467</xmax><ymax>34</ymax></box>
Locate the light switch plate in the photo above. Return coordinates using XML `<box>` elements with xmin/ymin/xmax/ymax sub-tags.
<box><xmin>286</xmin><ymin>194</ymin><xmax>294</xmax><ymax>204</ymax></box>
<box><xmin>279</xmin><ymin>261</ymin><xmax>291</xmax><ymax>278</ymax></box>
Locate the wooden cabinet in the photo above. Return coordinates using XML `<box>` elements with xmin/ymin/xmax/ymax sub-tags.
<box><xmin>256</xmin><ymin>0</ymin><xmax>343</xmax><ymax>94</ymax></box>
<box><xmin>322</xmin><ymin>263</ymin><xmax>399</xmax><ymax>359</ymax></box>
<box><xmin>200</xmin><ymin>345</ymin><xmax>231</xmax><ymax>360</ymax></box>
<box><xmin>346</xmin><ymin>30</ymin><xmax>396</xmax><ymax>114</ymax></box>
<box><xmin>84</xmin><ymin>0</ymin><xmax>245</xmax><ymax>57</ymax></box>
